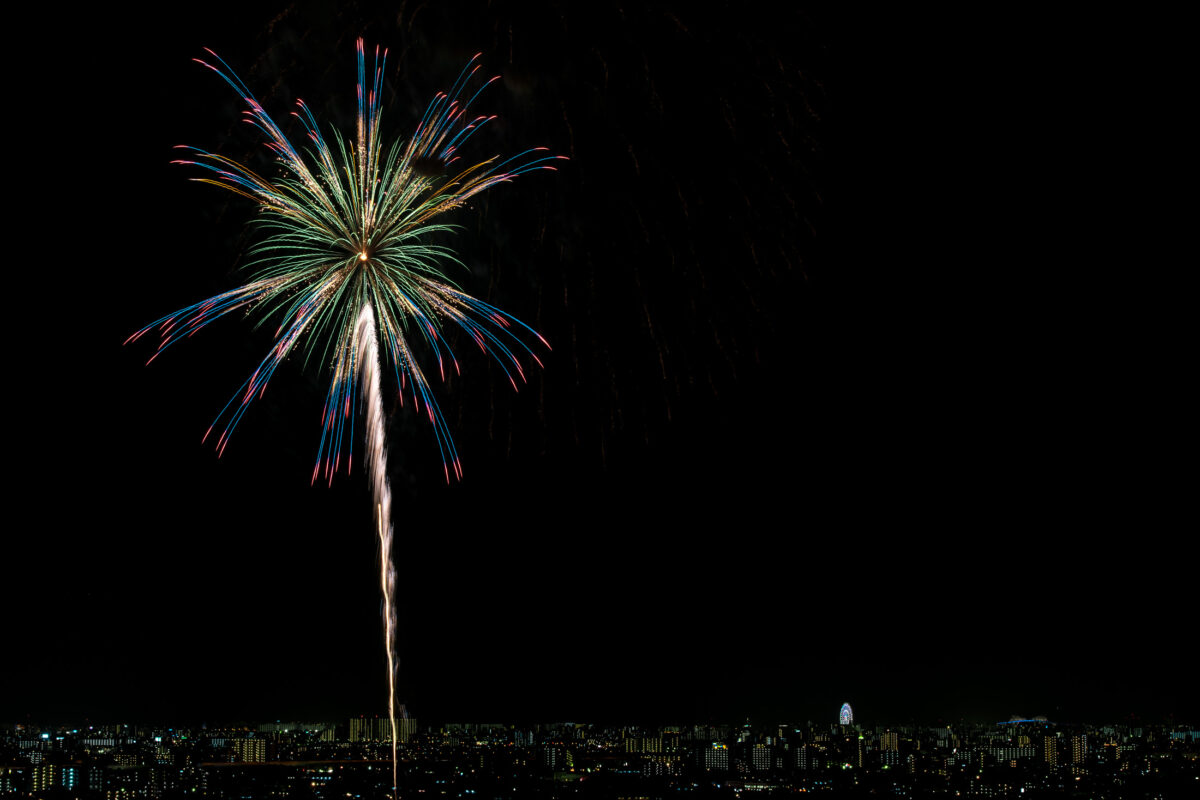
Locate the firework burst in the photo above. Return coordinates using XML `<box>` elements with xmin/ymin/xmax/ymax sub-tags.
<box><xmin>128</xmin><ymin>40</ymin><xmax>562</xmax><ymax>796</ymax></box>
<box><xmin>128</xmin><ymin>39</ymin><xmax>561</xmax><ymax>484</ymax></box>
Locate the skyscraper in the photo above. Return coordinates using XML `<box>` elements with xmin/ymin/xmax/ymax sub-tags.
<box><xmin>752</xmin><ymin>743</ymin><xmax>772</xmax><ymax>771</ymax></box>
<box><xmin>1044</xmin><ymin>733</ymin><xmax>1057</xmax><ymax>768</ymax></box>
<box><xmin>1071</xmin><ymin>734</ymin><xmax>1087</xmax><ymax>775</ymax></box>
<box><xmin>705</xmin><ymin>744</ymin><xmax>729</xmax><ymax>771</ymax></box>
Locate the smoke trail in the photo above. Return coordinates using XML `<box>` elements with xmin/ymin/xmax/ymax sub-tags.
<box><xmin>354</xmin><ymin>303</ymin><xmax>398</xmax><ymax>797</ymax></box>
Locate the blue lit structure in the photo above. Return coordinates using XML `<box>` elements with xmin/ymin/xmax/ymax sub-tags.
<box><xmin>839</xmin><ymin>702</ymin><xmax>853</xmax><ymax>725</ymax></box>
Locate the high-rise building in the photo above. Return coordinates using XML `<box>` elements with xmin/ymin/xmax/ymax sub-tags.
<box><xmin>30</xmin><ymin>765</ymin><xmax>56</xmax><ymax>794</ymax></box>
<box><xmin>540</xmin><ymin>744</ymin><xmax>562</xmax><ymax>770</ymax></box>
<box><xmin>30</xmin><ymin>764</ymin><xmax>78</xmax><ymax>794</ymax></box>
<box><xmin>350</xmin><ymin>716</ymin><xmax>373</xmax><ymax>742</ymax></box>
<box><xmin>1044</xmin><ymin>733</ymin><xmax>1057</xmax><ymax>768</ymax></box>
<box><xmin>351</xmin><ymin>711</ymin><xmax>419</xmax><ymax>743</ymax></box>
<box><xmin>1</xmin><ymin>767</ymin><xmax>28</xmax><ymax>794</ymax></box>
<box><xmin>881</xmin><ymin>731</ymin><xmax>900</xmax><ymax>768</ymax></box>
<box><xmin>1071</xmin><ymin>734</ymin><xmax>1087</xmax><ymax>775</ymax></box>
<box><xmin>752</xmin><ymin>743</ymin><xmax>772</xmax><ymax>771</ymax></box>
<box><xmin>705</xmin><ymin>743</ymin><xmax>729</xmax><ymax>771</ymax></box>
<box><xmin>398</xmin><ymin>717</ymin><xmax>419</xmax><ymax>743</ymax></box>
<box><xmin>232</xmin><ymin>738</ymin><xmax>266</xmax><ymax>763</ymax></box>
<box><xmin>625</xmin><ymin>736</ymin><xmax>662</xmax><ymax>753</ymax></box>
<box><xmin>1072</xmin><ymin>734</ymin><xmax>1087</xmax><ymax>763</ymax></box>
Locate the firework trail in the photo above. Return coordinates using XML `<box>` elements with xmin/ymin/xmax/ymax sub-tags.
<box><xmin>354</xmin><ymin>302</ymin><xmax>398</xmax><ymax>792</ymax></box>
<box><xmin>128</xmin><ymin>40</ymin><xmax>561</xmax><ymax>796</ymax></box>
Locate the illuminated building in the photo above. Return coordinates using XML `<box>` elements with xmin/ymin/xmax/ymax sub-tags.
<box><xmin>232</xmin><ymin>738</ymin><xmax>266</xmax><ymax>763</ymax></box>
<box><xmin>1072</xmin><ymin>734</ymin><xmax>1087</xmax><ymax>762</ymax></box>
<box><xmin>398</xmin><ymin>717</ymin><xmax>419</xmax><ymax>742</ymax></box>
<box><xmin>1044</xmin><ymin>733</ymin><xmax>1057</xmax><ymax>768</ymax></box>
<box><xmin>752</xmin><ymin>743</ymin><xmax>772</xmax><ymax>771</ymax></box>
<box><xmin>1</xmin><ymin>767</ymin><xmax>28</xmax><ymax>794</ymax></box>
<box><xmin>1071</xmin><ymin>734</ymin><xmax>1087</xmax><ymax>775</ymax></box>
<box><xmin>881</xmin><ymin>731</ymin><xmax>900</xmax><ymax>768</ymax></box>
<box><xmin>31</xmin><ymin>764</ymin><xmax>78</xmax><ymax>793</ymax></box>
<box><xmin>349</xmin><ymin>716</ymin><xmax>371</xmax><ymax>742</ymax></box>
<box><xmin>839</xmin><ymin>702</ymin><xmax>853</xmax><ymax>726</ymax></box>
<box><xmin>30</xmin><ymin>765</ymin><xmax>56</xmax><ymax>793</ymax></box>
<box><xmin>351</xmin><ymin>712</ymin><xmax>418</xmax><ymax>743</ymax></box>
<box><xmin>350</xmin><ymin>715</ymin><xmax>388</xmax><ymax>742</ymax></box>
<box><xmin>540</xmin><ymin>744</ymin><xmax>562</xmax><ymax>769</ymax></box>
<box><xmin>705</xmin><ymin>743</ymin><xmax>729</xmax><ymax>771</ymax></box>
<box><xmin>625</xmin><ymin>735</ymin><xmax>662</xmax><ymax>753</ymax></box>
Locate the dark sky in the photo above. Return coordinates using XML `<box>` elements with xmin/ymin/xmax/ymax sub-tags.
<box><xmin>9</xmin><ymin>2</ymin><xmax>1192</xmax><ymax>728</ymax></box>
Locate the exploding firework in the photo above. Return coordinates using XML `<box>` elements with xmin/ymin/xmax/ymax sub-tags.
<box><xmin>128</xmin><ymin>40</ymin><xmax>561</xmax><ymax>795</ymax></box>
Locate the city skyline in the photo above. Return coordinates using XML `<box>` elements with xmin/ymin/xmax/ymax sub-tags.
<box><xmin>8</xmin><ymin>0</ymin><xmax>1192</xmax><ymax>731</ymax></box>
<box><xmin>15</xmin><ymin>709</ymin><xmax>1174</xmax><ymax>733</ymax></box>
<box><xmin>3</xmin><ymin>716</ymin><xmax>1197</xmax><ymax>798</ymax></box>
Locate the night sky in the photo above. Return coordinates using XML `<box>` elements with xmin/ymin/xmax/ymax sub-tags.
<box><xmin>9</xmin><ymin>2</ymin><xmax>1192</xmax><ymax>728</ymax></box>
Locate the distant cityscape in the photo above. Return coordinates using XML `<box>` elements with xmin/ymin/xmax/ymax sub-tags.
<box><xmin>3</xmin><ymin>704</ymin><xmax>1197</xmax><ymax>798</ymax></box>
